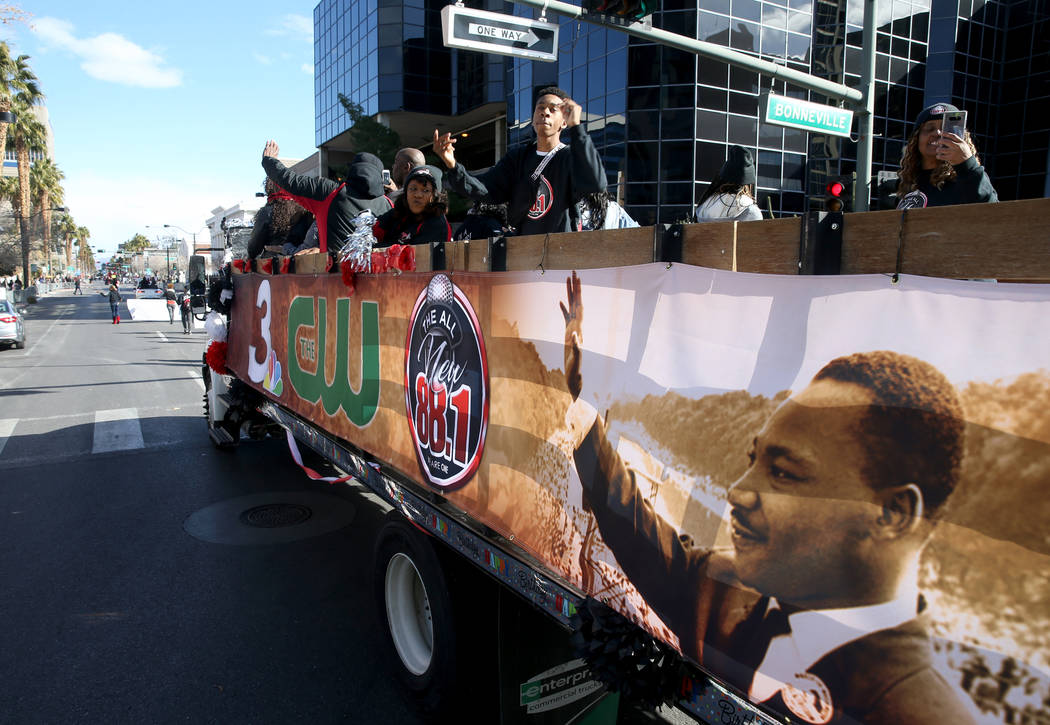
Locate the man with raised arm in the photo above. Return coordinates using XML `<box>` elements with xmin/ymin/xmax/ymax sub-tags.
<box><xmin>559</xmin><ymin>271</ymin><xmax>977</xmax><ymax>724</ymax></box>
<box><xmin>432</xmin><ymin>87</ymin><xmax>607</xmax><ymax>236</ymax></box>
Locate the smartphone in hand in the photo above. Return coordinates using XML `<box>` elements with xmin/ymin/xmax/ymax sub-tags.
<box><xmin>942</xmin><ymin>110</ymin><xmax>967</xmax><ymax>139</ymax></box>
<box><xmin>382</xmin><ymin>169</ymin><xmax>392</xmax><ymax>186</ymax></box>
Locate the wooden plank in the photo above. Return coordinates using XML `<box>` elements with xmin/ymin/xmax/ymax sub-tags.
<box><xmin>841</xmin><ymin>198</ymin><xmax>1050</xmax><ymax>280</ymax></box>
<box><xmin>503</xmin><ymin>228</ymin><xmax>653</xmax><ymax>271</ymax></box>
<box><xmin>680</xmin><ymin>223</ymin><xmax>736</xmax><ymax>270</ymax></box>
<box><xmin>734</xmin><ymin>216</ymin><xmax>801</xmax><ymax>274</ymax></box>
<box><xmin>413</xmin><ymin>241</ymin><xmax>433</xmax><ymax>272</ymax></box>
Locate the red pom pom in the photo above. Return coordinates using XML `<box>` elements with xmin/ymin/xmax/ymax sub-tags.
<box><xmin>206</xmin><ymin>340</ymin><xmax>229</xmax><ymax>374</ymax></box>
<box><xmin>232</xmin><ymin>259</ymin><xmax>249</xmax><ymax>273</ymax></box>
<box><xmin>279</xmin><ymin>256</ymin><xmax>292</xmax><ymax>274</ymax></box>
<box><xmin>370</xmin><ymin>251</ymin><xmax>389</xmax><ymax>275</ymax></box>
<box><xmin>388</xmin><ymin>244</ymin><xmax>416</xmax><ymax>272</ymax></box>
<box><xmin>339</xmin><ymin>260</ymin><xmax>356</xmax><ymax>293</ymax></box>
<box><xmin>258</xmin><ymin>258</ymin><xmax>273</xmax><ymax>274</ymax></box>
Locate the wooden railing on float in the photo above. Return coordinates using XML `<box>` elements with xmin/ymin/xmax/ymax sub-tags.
<box><xmin>407</xmin><ymin>197</ymin><xmax>1049</xmax><ymax>282</ymax></box>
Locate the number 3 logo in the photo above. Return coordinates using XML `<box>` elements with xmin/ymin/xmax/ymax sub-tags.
<box><xmin>248</xmin><ymin>279</ymin><xmax>272</xmax><ymax>384</ymax></box>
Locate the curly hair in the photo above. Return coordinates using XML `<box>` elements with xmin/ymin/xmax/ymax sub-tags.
<box><xmin>813</xmin><ymin>350</ymin><xmax>965</xmax><ymax>518</ymax></box>
<box><xmin>897</xmin><ymin>130</ymin><xmax>981</xmax><ymax>194</ymax></box>
<box><xmin>264</xmin><ymin>179</ymin><xmax>309</xmax><ymax>241</ymax></box>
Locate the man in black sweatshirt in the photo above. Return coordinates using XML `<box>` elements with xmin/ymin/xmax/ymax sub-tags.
<box><xmin>432</xmin><ymin>87</ymin><xmax>607</xmax><ymax>236</ymax></box>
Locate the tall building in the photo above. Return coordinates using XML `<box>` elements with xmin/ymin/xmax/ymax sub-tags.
<box><xmin>313</xmin><ymin>0</ymin><xmax>1049</xmax><ymax>225</ymax></box>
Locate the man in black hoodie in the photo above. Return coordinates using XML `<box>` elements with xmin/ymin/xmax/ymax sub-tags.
<box><xmin>432</xmin><ymin>87</ymin><xmax>607</xmax><ymax>236</ymax></box>
<box><xmin>261</xmin><ymin>140</ymin><xmax>393</xmax><ymax>252</ymax></box>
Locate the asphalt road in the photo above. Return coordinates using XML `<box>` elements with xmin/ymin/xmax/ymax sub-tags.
<box><xmin>0</xmin><ymin>281</ymin><xmax>432</xmax><ymax>724</ymax></box>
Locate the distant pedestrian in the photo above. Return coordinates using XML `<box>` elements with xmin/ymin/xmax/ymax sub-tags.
<box><xmin>101</xmin><ymin>283</ymin><xmax>121</xmax><ymax>324</ymax></box>
<box><xmin>180</xmin><ymin>291</ymin><xmax>192</xmax><ymax>334</ymax></box>
<box><xmin>73</xmin><ymin>278</ymin><xmax>82</xmax><ymax>295</ymax></box>
<box><xmin>164</xmin><ymin>283</ymin><xmax>177</xmax><ymax>325</ymax></box>
<box><xmin>693</xmin><ymin>145</ymin><xmax>763</xmax><ymax>223</ymax></box>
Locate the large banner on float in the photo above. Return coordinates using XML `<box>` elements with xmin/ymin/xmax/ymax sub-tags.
<box><xmin>228</xmin><ymin>266</ymin><xmax>1050</xmax><ymax>725</ymax></box>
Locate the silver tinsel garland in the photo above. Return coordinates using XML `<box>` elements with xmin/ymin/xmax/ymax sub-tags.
<box><xmin>336</xmin><ymin>210</ymin><xmax>378</xmax><ymax>272</ymax></box>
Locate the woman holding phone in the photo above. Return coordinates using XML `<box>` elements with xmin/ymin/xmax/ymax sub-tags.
<box><xmin>896</xmin><ymin>102</ymin><xmax>998</xmax><ymax>209</ymax></box>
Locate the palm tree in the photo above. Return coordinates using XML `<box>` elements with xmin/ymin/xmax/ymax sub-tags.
<box><xmin>75</xmin><ymin>225</ymin><xmax>91</xmax><ymax>275</ymax></box>
<box><xmin>0</xmin><ymin>43</ymin><xmax>39</xmax><ymax>184</ymax></box>
<box><xmin>57</xmin><ymin>213</ymin><xmax>77</xmax><ymax>268</ymax></box>
<box><xmin>5</xmin><ymin>54</ymin><xmax>45</xmax><ymax>284</ymax></box>
<box><xmin>30</xmin><ymin>157</ymin><xmax>64</xmax><ymax>266</ymax></box>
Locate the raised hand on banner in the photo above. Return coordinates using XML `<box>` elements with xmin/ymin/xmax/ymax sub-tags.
<box><xmin>559</xmin><ymin>271</ymin><xmax>583</xmax><ymax>401</ymax></box>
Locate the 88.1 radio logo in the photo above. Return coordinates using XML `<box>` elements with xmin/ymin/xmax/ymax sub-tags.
<box><xmin>404</xmin><ymin>274</ymin><xmax>489</xmax><ymax>490</ymax></box>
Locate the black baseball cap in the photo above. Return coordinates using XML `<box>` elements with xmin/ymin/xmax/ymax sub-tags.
<box><xmin>913</xmin><ymin>102</ymin><xmax>960</xmax><ymax>135</ymax></box>
<box><xmin>404</xmin><ymin>165</ymin><xmax>442</xmax><ymax>193</ymax></box>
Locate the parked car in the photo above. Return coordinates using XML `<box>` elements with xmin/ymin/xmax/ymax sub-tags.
<box><xmin>0</xmin><ymin>299</ymin><xmax>25</xmax><ymax>349</ymax></box>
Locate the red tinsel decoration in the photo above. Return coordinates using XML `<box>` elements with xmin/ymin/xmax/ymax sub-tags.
<box><xmin>370</xmin><ymin>252</ymin><xmax>389</xmax><ymax>275</ymax></box>
<box><xmin>388</xmin><ymin>244</ymin><xmax>416</xmax><ymax>272</ymax></box>
<box><xmin>232</xmin><ymin>259</ymin><xmax>249</xmax><ymax>273</ymax></box>
<box><xmin>206</xmin><ymin>340</ymin><xmax>229</xmax><ymax>374</ymax></box>
<box><xmin>339</xmin><ymin>260</ymin><xmax>356</xmax><ymax>293</ymax></box>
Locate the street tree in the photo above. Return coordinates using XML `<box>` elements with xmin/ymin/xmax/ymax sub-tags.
<box><xmin>7</xmin><ymin>74</ymin><xmax>46</xmax><ymax>284</ymax></box>
<box><xmin>57</xmin><ymin>213</ymin><xmax>76</xmax><ymax>268</ymax></box>
<box><xmin>31</xmin><ymin>156</ymin><xmax>64</xmax><ymax>251</ymax></box>
<box><xmin>337</xmin><ymin>93</ymin><xmax>401</xmax><ymax>169</ymax></box>
<box><xmin>120</xmin><ymin>233</ymin><xmax>150</xmax><ymax>254</ymax></box>
<box><xmin>0</xmin><ymin>42</ymin><xmax>38</xmax><ymax>188</ymax></box>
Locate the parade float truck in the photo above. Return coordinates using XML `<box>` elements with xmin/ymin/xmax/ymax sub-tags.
<box><xmin>203</xmin><ymin>199</ymin><xmax>1050</xmax><ymax>725</ymax></box>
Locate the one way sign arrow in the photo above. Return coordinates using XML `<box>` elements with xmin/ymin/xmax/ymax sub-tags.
<box><xmin>442</xmin><ymin>5</ymin><xmax>559</xmax><ymax>62</ymax></box>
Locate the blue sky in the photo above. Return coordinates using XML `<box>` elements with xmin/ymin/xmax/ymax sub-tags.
<box><xmin>4</xmin><ymin>1</ymin><xmax>318</xmax><ymax>256</ymax></box>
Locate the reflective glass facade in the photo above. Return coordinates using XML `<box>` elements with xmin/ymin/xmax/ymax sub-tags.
<box><xmin>315</xmin><ymin>0</ymin><xmax>1048</xmax><ymax>221</ymax></box>
<box><xmin>314</xmin><ymin>0</ymin><xmax>505</xmax><ymax>149</ymax></box>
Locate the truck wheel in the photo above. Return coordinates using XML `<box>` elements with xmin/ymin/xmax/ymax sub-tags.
<box><xmin>374</xmin><ymin>516</ymin><xmax>458</xmax><ymax>716</ymax></box>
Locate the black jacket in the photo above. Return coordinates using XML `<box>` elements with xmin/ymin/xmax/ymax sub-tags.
<box><xmin>262</xmin><ymin>153</ymin><xmax>393</xmax><ymax>251</ymax></box>
<box><xmin>443</xmin><ymin>125</ymin><xmax>606</xmax><ymax>236</ymax></box>
<box><xmin>897</xmin><ymin>156</ymin><xmax>998</xmax><ymax>209</ymax></box>
<box><xmin>373</xmin><ymin>209</ymin><xmax>451</xmax><ymax>247</ymax></box>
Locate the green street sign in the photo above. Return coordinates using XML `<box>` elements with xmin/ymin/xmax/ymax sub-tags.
<box><xmin>764</xmin><ymin>93</ymin><xmax>854</xmax><ymax>138</ymax></box>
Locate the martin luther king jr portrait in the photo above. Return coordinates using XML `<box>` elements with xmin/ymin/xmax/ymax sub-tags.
<box><xmin>559</xmin><ymin>272</ymin><xmax>976</xmax><ymax>725</ymax></box>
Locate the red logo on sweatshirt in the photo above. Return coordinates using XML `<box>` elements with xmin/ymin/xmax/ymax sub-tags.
<box><xmin>528</xmin><ymin>176</ymin><xmax>554</xmax><ymax>220</ymax></box>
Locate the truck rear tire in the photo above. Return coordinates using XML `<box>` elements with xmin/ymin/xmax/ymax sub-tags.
<box><xmin>374</xmin><ymin>516</ymin><xmax>458</xmax><ymax>717</ymax></box>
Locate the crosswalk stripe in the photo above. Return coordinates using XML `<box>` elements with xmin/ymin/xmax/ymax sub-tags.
<box><xmin>92</xmin><ymin>408</ymin><xmax>145</xmax><ymax>454</ymax></box>
<box><xmin>186</xmin><ymin>370</ymin><xmax>205</xmax><ymax>391</ymax></box>
<box><xmin>0</xmin><ymin>418</ymin><xmax>16</xmax><ymax>456</ymax></box>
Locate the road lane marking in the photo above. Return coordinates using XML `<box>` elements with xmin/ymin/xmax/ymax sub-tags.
<box><xmin>92</xmin><ymin>408</ymin><xmax>145</xmax><ymax>453</ymax></box>
<box><xmin>186</xmin><ymin>370</ymin><xmax>205</xmax><ymax>391</ymax></box>
<box><xmin>0</xmin><ymin>418</ymin><xmax>16</xmax><ymax>456</ymax></box>
<box><xmin>155</xmin><ymin>331</ymin><xmax>168</xmax><ymax>343</ymax></box>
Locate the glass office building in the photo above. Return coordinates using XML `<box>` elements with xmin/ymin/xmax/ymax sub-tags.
<box><xmin>314</xmin><ymin>0</ymin><xmax>1049</xmax><ymax>223</ymax></box>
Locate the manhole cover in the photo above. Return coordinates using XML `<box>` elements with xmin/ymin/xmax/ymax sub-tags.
<box><xmin>239</xmin><ymin>503</ymin><xmax>313</xmax><ymax>528</ymax></box>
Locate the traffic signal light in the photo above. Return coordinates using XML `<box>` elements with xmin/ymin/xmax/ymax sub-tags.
<box><xmin>582</xmin><ymin>0</ymin><xmax>654</xmax><ymax>24</ymax></box>
<box><xmin>824</xmin><ymin>175</ymin><xmax>852</xmax><ymax>212</ymax></box>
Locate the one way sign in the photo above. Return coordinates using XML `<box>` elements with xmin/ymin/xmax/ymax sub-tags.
<box><xmin>441</xmin><ymin>5</ymin><xmax>559</xmax><ymax>62</ymax></box>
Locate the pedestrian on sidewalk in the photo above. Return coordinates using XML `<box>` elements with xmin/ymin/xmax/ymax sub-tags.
<box><xmin>164</xmin><ymin>283</ymin><xmax>177</xmax><ymax>325</ymax></box>
<box><xmin>101</xmin><ymin>283</ymin><xmax>121</xmax><ymax>323</ymax></box>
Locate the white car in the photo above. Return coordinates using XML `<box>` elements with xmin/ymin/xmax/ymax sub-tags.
<box><xmin>0</xmin><ymin>299</ymin><xmax>25</xmax><ymax>349</ymax></box>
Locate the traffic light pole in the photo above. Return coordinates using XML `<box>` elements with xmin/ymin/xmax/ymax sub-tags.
<box><xmin>854</xmin><ymin>0</ymin><xmax>877</xmax><ymax>211</ymax></box>
<box><xmin>511</xmin><ymin>0</ymin><xmax>878</xmax><ymax>210</ymax></box>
